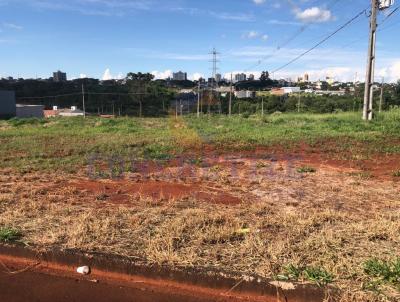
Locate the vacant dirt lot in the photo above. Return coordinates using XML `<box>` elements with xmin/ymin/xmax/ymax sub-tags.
<box><xmin>1</xmin><ymin>147</ymin><xmax>399</xmax><ymax>301</ymax></box>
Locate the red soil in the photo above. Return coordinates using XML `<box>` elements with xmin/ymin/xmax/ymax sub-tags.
<box><xmin>65</xmin><ymin>145</ymin><xmax>400</xmax><ymax>207</ymax></box>
<box><xmin>0</xmin><ymin>254</ymin><xmax>274</xmax><ymax>302</ymax></box>
<box><xmin>70</xmin><ymin>180</ymin><xmax>242</xmax><ymax>206</ymax></box>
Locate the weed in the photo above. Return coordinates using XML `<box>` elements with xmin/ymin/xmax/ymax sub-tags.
<box><xmin>297</xmin><ymin>166</ymin><xmax>317</xmax><ymax>173</ymax></box>
<box><xmin>277</xmin><ymin>264</ymin><xmax>303</xmax><ymax>281</ymax></box>
<box><xmin>277</xmin><ymin>265</ymin><xmax>333</xmax><ymax>287</ymax></box>
<box><xmin>393</xmin><ymin>170</ymin><xmax>400</xmax><ymax>177</ymax></box>
<box><xmin>364</xmin><ymin>258</ymin><xmax>400</xmax><ymax>286</ymax></box>
<box><xmin>0</xmin><ymin>227</ymin><xmax>21</xmax><ymax>242</ymax></box>
<box><xmin>303</xmin><ymin>267</ymin><xmax>334</xmax><ymax>287</ymax></box>
<box><xmin>348</xmin><ymin>171</ymin><xmax>372</xmax><ymax>179</ymax></box>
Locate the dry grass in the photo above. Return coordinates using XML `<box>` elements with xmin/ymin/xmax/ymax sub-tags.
<box><xmin>0</xmin><ymin>159</ymin><xmax>399</xmax><ymax>301</ymax></box>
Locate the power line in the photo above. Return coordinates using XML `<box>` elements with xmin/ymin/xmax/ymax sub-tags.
<box><xmin>243</xmin><ymin>0</ymin><xmax>343</xmax><ymax>72</ymax></box>
<box><xmin>272</xmin><ymin>8</ymin><xmax>367</xmax><ymax>74</ymax></box>
<box><xmin>379</xmin><ymin>5</ymin><xmax>400</xmax><ymax>25</ymax></box>
<box><xmin>324</xmin><ymin>5</ymin><xmax>400</xmax><ymax>56</ymax></box>
<box><xmin>17</xmin><ymin>92</ymin><xmax>82</xmax><ymax>100</ymax></box>
<box><xmin>16</xmin><ymin>91</ymin><xmax>148</xmax><ymax>100</ymax></box>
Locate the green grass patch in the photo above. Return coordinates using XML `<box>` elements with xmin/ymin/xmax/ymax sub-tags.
<box><xmin>1</xmin><ymin>112</ymin><xmax>400</xmax><ymax>173</ymax></box>
<box><xmin>364</xmin><ymin>258</ymin><xmax>400</xmax><ymax>288</ymax></box>
<box><xmin>0</xmin><ymin>227</ymin><xmax>22</xmax><ymax>242</ymax></box>
<box><xmin>393</xmin><ymin>170</ymin><xmax>400</xmax><ymax>177</ymax></box>
<box><xmin>277</xmin><ymin>264</ymin><xmax>334</xmax><ymax>287</ymax></box>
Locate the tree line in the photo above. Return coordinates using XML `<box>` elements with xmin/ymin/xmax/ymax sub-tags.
<box><xmin>1</xmin><ymin>74</ymin><xmax>399</xmax><ymax>117</ymax></box>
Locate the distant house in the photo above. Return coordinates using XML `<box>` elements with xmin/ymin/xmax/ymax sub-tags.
<box><xmin>270</xmin><ymin>88</ymin><xmax>287</xmax><ymax>96</ymax></box>
<box><xmin>44</xmin><ymin>106</ymin><xmax>59</xmax><ymax>118</ymax></box>
<box><xmin>282</xmin><ymin>87</ymin><xmax>301</xmax><ymax>94</ymax></box>
<box><xmin>58</xmin><ymin>106</ymin><xmax>85</xmax><ymax>117</ymax></box>
<box><xmin>235</xmin><ymin>90</ymin><xmax>255</xmax><ymax>99</ymax></box>
<box><xmin>16</xmin><ymin>104</ymin><xmax>44</xmax><ymax>118</ymax></box>
<box><xmin>0</xmin><ymin>90</ymin><xmax>16</xmax><ymax>118</ymax></box>
<box><xmin>44</xmin><ymin>106</ymin><xmax>84</xmax><ymax>117</ymax></box>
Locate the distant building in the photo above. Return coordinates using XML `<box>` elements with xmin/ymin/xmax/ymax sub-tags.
<box><xmin>248</xmin><ymin>74</ymin><xmax>255</xmax><ymax>81</ymax></box>
<box><xmin>315</xmin><ymin>90</ymin><xmax>346</xmax><ymax>96</ymax></box>
<box><xmin>270</xmin><ymin>88</ymin><xmax>287</xmax><ymax>96</ymax></box>
<box><xmin>58</xmin><ymin>106</ymin><xmax>85</xmax><ymax>117</ymax></box>
<box><xmin>16</xmin><ymin>104</ymin><xmax>44</xmax><ymax>118</ymax></box>
<box><xmin>172</xmin><ymin>71</ymin><xmax>187</xmax><ymax>81</ymax></box>
<box><xmin>326</xmin><ymin>77</ymin><xmax>335</xmax><ymax>85</ymax></box>
<box><xmin>282</xmin><ymin>87</ymin><xmax>301</xmax><ymax>94</ymax></box>
<box><xmin>234</xmin><ymin>73</ymin><xmax>247</xmax><ymax>82</ymax></box>
<box><xmin>0</xmin><ymin>90</ymin><xmax>16</xmax><ymax>118</ymax></box>
<box><xmin>304</xmin><ymin>73</ymin><xmax>309</xmax><ymax>82</ymax></box>
<box><xmin>215</xmin><ymin>73</ymin><xmax>222</xmax><ymax>82</ymax></box>
<box><xmin>53</xmin><ymin>71</ymin><xmax>67</xmax><ymax>82</ymax></box>
<box><xmin>44</xmin><ymin>106</ymin><xmax>59</xmax><ymax>118</ymax></box>
<box><xmin>235</xmin><ymin>90</ymin><xmax>255</xmax><ymax>99</ymax></box>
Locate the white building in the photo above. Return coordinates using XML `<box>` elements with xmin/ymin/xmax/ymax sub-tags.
<box><xmin>235</xmin><ymin>90</ymin><xmax>255</xmax><ymax>99</ymax></box>
<box><xmin>234</xmin><ymin>73</ymin><xmax>247</xmax><ymax>83</ymax></box>
<box><xmin>58</xmin><ymin>106</ymin><xmax>85</xmax><ymax>117</ymax></box>
<box><xmin>282</xmin><ymin>87</ymin><xmax>301</xmax><ymax>94</ymax></box>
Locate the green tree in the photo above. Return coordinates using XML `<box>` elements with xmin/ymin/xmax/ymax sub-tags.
<box><xmin>126</xmin><ymin>72</ymin><xmax>154</xmax><ymax>117</ymax></box>
<box><xmin>260</xmin><ymin>71</ymin><xmax>270</xmax><ymax>82</ymax></box>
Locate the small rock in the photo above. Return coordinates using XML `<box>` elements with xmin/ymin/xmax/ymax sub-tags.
<box><xmin>77</xmin><ymin>266</ymin><xmax>91</xmax><ymax>275</ymax></box>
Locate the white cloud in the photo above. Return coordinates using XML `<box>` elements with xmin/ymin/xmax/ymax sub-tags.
<box><xmin>268</xmin><ymin>19</ymin><xmax>301</xmax><ymax>26</ymax></box>
<box><xmin>171</xmin><ymin>7</ymin><xmax>255</xmax><ymax>22</ymax></box>
<box><xmin>242</xmin><ymin>31</ymin><xmax>260</xmax><ymax>39</ymax></box>
<box><xmin>252</xmin><ymin>0</ymin><xmax>266</xmax><ymax>5</ymax></box>
<box><xmin>102</xmin><ymin>68</ymin><xmax>112</xmax><ymax>81</ymax></box>
<box><xmin>189</xmin><ymin>73</ymin><xmax>204</xmax><ymax>81</ymax></box>
<box><xmin>295</xmin><ymin>7</ymin><xmax>333</xmax><ymax>23</ymax></box>
<box><xmin>102</xmin><ymin>68</ymin><xmax>123</xmax><ymax>80</ymax></box>
<box><xmin>3</xmin><ymin>22</ymin><xmax>23</xmax><ymax>30</ymax></box>
<box><xmin>20</xmin><ymin>0</ymin><xmax>153</xmax><ymax>17</ymax></box>
<box><xmin>377</xmin><ymin>61</ymin><xmax>400</xmax><ymax>83</ymax></box>
<box><xmin>80</xmin><ymin>74</ymin><xmax>87</xmax><ymax>79</ymax></box>
<box><xmin>242</xmin><ymin>31</ymin><xmax>269</xmax><ymax>42</ymax></box>
<box><xmin>151</xmin><ymin>70</ymin><xmax>172</xmax><ymax>79</ymax></box>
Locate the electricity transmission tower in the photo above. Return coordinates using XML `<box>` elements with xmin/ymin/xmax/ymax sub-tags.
<box><xmin>209</xmin><ymin>48</ymin><xmax>220</xmax><ymax>88</ymax></box>
<box><xmin>363</xmin><ymin>0</ymin><xmax>394</xmax><ymax>121</ymax></box>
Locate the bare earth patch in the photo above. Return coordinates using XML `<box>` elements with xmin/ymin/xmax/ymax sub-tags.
<box><xmin>0</xmin><ymin>152</ymin><xmax>400</xmax><ymax>301</ymax></box>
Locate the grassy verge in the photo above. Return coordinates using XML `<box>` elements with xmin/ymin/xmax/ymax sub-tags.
<box><xmin>0</xmin><ymin>111</ymin><xmax>400</xmax><ymax>173</ymax></box>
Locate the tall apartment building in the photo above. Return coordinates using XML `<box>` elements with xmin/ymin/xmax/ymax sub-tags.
<box><xmin>235</xmin><ymin>73</ymin><xmax>247</xmax><ymax>82</ymax></box>
<box><xmin>172</xmin><ymin>71</ymin><xmax>187</xmax><ymax>81</ymax></box>
<box><xmin>53</xmin><ymin>71</ymin><xmax>67</xmax><ymax>82</ymax></box>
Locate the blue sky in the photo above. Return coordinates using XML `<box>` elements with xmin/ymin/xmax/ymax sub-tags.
<box><xmin>0</xmin><ymin>0</ymin><xmax>399</xmax><ymax>82</ymax></box>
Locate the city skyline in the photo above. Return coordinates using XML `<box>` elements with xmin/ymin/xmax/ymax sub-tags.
<box><xmin>0</xmin><ymin>0</ymin><xmax>399</xmax><ymax>82</ymax></box>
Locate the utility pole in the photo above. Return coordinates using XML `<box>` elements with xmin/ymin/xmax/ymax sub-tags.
<box><xmin>261</xmin><ymin>97</ymin><xmax>264</xmax><ymax>117</ymax></box>
<box><xmin>81</xmin><ymin>83</ymin><xmax>86</xmax><ymax>118</ymax></box>
<box><xmin>229</xmin><ymin>73</ymin><xmax>233</xmax><ymax>117</ymax></box>
<box><xmin>197</xmin><ymin>81</ymin><xmax>201</xmax><ymax>118</ymax></box>
<box><xmin>379</xmin><ymin>77</ymin><xmax>384</xmax><ymax>113</ymax></box>
<box><xmin>297</xmin><ymin>93</ymin><xmax>301</xmax><ymax>113</ymax></box>
<box><xmin>363</xmin><ymin>0</ymin><xmax>378</xmax><ymax>121</ymax></box>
